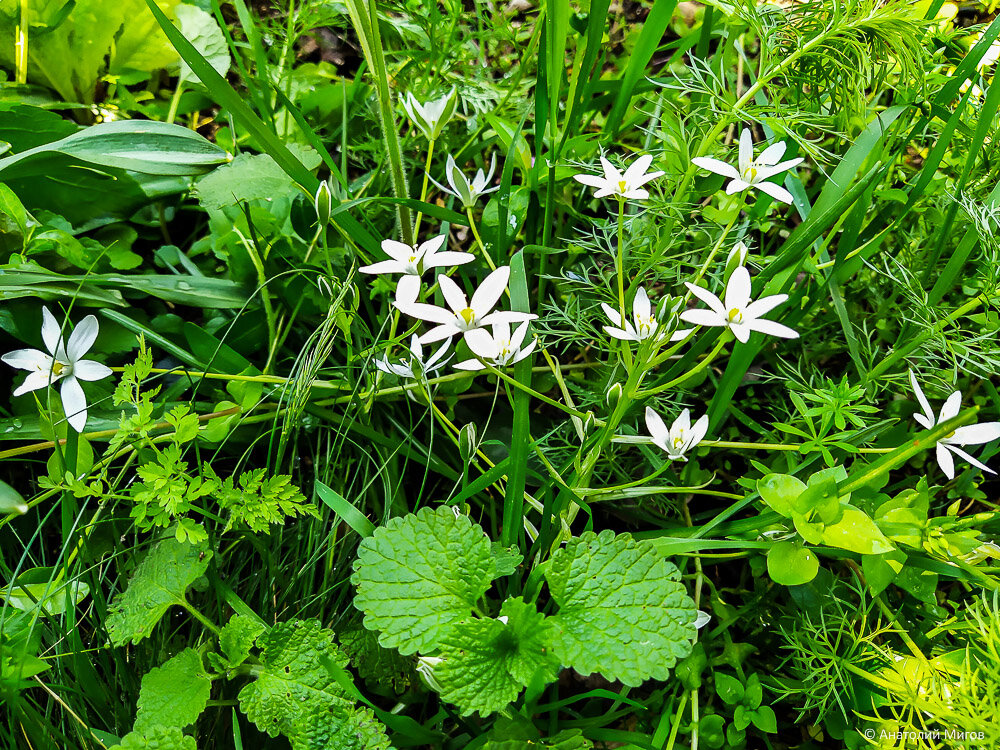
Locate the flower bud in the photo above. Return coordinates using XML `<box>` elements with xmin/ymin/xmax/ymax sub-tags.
<box><xmin>606</xmin><ymin>382</ymin><xmax>623</xmax><ymax>407</ymax></box>
<box><xmin>458</xmin><ymin>423</ymin><xmax>477</xmax><ymax>463</ymax></box>
<box><xmin>313</xmin><ymin>179</ymin><xmax>332</xmax><ymax>226</ymax></box>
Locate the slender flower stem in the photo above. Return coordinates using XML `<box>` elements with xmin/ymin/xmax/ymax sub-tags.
<box><xmin>615</xmin><ymin>198</ymin><xmax>633</xmax><ymax>371</ymax></box>
<box><xmin>466</xmin><ymin>207</ymin><xmax>498</xmax><ymax>271</ymax></box>
<box><xmin>686</xmin><ymin>196</ymin><xmax>743</xmax><ymax>297</ymax></box>
<box><xmin>413</xmin><ymin>138</ymin><xmax>436</xmax><ymax>238</ymax></box>
<box><xmin>485</xmin><ymin>364</ymin><xmax>602</xmax><ymax>423</ymax></box>
<box><xmin>637</xmin><ymin>336</ymin><xmax>729</xmax><ymax>397</ymax></box>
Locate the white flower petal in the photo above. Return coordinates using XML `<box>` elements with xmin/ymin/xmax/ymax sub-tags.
<box><xmin>470</xmin><ymin>266</ymin><xmax>510</xmax><ymax>315</ymax></box>
<box><xmin>645</xmin><ymin>406</ymin><xmax>669</xmax><ymax>444</ymax></box>
<box><xmin>944</xmin><ymin>444</ymin><xmax>996</xmax><ymax>476</ymax></box>
<box><xmin>395</xmin><ymin>274</ymin><xmax>421</xmax><ymax>305</ymax></box>
<box><xmin>2</xmin><ymin>348</ymin><xmax>50</xmax><ymax>371</ymax></box>
<box><xmin>41</xmin><ymin>307</ymin><xmax>62</xmax><ymax>355</ymax></box>
<box><xmin>419</xmin><ymin>324</ymin><xmax>460</xmax><ymax>344</ymax></box>
<box><xmin>745</xmin><ymin>318</ymin><xmax>799</xmax><ymax>339</ymax></box>
<box><xmin>381</xmin><ymin>239</ymin><xmax>414</xmax><ymax>262</ymax></box>
<box><xmin>428</xmin><ymin>251</ymin><xmax>475</xmax><ymax>268</ymax></box>
<box><xmin>725</xmin><ymin>178</ymin><xmax>751</xmax><ymax>194</ymax></box>
<box><xmin>13</xmin><ymin>369</ymin><xmax>56</xmax><ymax>396</ymax></box>
<box><xmin>684</xmin><ymin>283</ymin><xmax>727</xmax><ymax>317</ymax></box>
<box><xmin>60</xmin><ymin>376</ymin><xmax>88</xmax><ymax>432</ymax></box>
<box><xmin>756</xmin><ymin>141</ymin><xmax>787</xmax><ymax>166</ymax></box>
<box><xmin>939</xmin><ymin>390</ymin><xmax>963</xmax><ymax>422</ymax></box>
<box><xmin>679</xmin><ymin>309</ymin><xmax>725</xmax><ymax>328</ymax></box>
<box><xmin>465</xmin><ymin>327</ymin><xmax>500</xmax><ymax>359</ymax></box>
<box><xmin>359</xmin><ymin>259</ymin><xmax>406</xmax><ymax>275</ymax></box>
<box><xmin>453</xmin><ymin>358</ymin><xmax>486</xmax><ymax>371</ymax></box>
<box><xmin>743</xmin><ymin>294</ymin><xmax>788</xmax><ymax>320</ymax></box>
<box><xmin>66</xmin><ymin>315</ymin><xmax>99</xmax><ymax>362</ymax></box>
<box><xmin>478</xmin><ymin>311</ymin><xmax>536</xmax><ymax>327</ymax></box>
<box><xmin>73</xmin><ymin>360</ymin><xmax>112</xmax><ymax>382</ymax></box>
<box><xmin>437</xmin><ymin>274</ymin><xmax>470</xmax><ymax>314</ymax></box>
<box><xmin>738</xmin><ymin>128</ymin><xmax>753</xmax><ymax>173</ymax></box>
<box><xmin>689</xmin><ymin>414</ymin><xmax>710</xmax><ymax>447</ymax></box>
<box><xmin>418</xmin><ymin>235</ymin><xmax>448</xmax><ymax>256</ymax></box>
<box><xmin>394</xmin><ymin>300</ymin><xmax>455</xmax><ymax>325</ymax></box>
<box><xmin>604</xmin><ymin>326</ymin><xmax>638</xmax><ymax>341</ymax></box>
<box><xmin>909</xmin><ymin>370</ymin><xmax>935</xmax><ymax>427</ymax></box>
<box><xmin>573</xmin><ymin>174</ymin><xmax>609</xmax><ymax>188</ymax></box>
<box><xmin>754</xmin><ymin>181</ymin><xmax>795</xmax><ymax>205</ymax></box>
<box><xmin>936</xmin><ymin>442</ymin><xmax>956</xmax><ymax>480</ymax></box>
<box><xmin>691</xmin><ymin>157</ymin><xmax>740</xmax><ymax>180</ymax></box>
<box><xmin>633</xmin><ymin>287</ymin><xmax>651</xmax><ymax>321</ymax></box>
<box><xmin>601</xmin><ymin>302</ymin><xmax>624</xmax><ymax>328</ymax></box>
<box><xmin>724</xmin><ymin>266</ymin><xmax>753</xmax><ymax>312</ymax></box>
<box><xmin>730</xmin><ymin>322</ymin><xmax>751</xmax><ymax>343</ymax></box>
<box><xmin>949</xmin><ymin>422</ymin><xmax>1000</xmax><ymax>446</ymax></box>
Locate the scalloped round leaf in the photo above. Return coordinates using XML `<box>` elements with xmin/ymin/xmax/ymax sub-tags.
<box><xmin>545</xmin><ymin>530</ymin><xmax>697</xmax><ymax>686</ymax></box>
<box><xmin>434</xmin><ymin>598</ymin><xmax>560</xmax><ymax>716</ymax></box>
<box><xmin>352</xmin><ymin>506</ymin><xmax>494</xmax><ymax>654</ymax></box>
<box><xmin>766</xmin><ymin>541</ymin><xmax>819</xmax><ymax>586</ymax></box>
<box><xmin>134</xmin><ymin>648</ymin><xmax>211</xmax><ymax>733</ymax></box>
<box><xmin>112</xmin><ymin>725</ymin><xmax>197</xmax><ymax>750</ymax></box>
<box><xmin>300</xmin><ymin>701</ymin><xmax>393</xmax><ymax>750</ymax></box>
<box><xmin>238</xmin><ymin>619</ymin><xmax>351</xmax><ymax>741</ymax></box>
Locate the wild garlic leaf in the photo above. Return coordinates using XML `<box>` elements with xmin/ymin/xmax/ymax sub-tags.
<box><xmin>483</xmin><ymin>729</ymin><xmax>593</xmax><ymax>749</ymax></box>
<box><xmin>111</xmin><ymin>725</ymin><xmax>196</xmax><ymax>750</ymax></box>
<box><xmin>434</xmin><ymin>597</ymin><xmax>560</xmax><ymax>716</ymax></box>
<box><xmin>546</xmin><ymin>530</ymin><xmax>697</xmax><ymax>686</ymax></box>
<box><xmin>106</xmin><ymin>536</ymin><xmax>212</xmax><ymax>646</ymax></box>
<box><xmin>352</xmin><ymin>506</ymin><xmax>494</xmax><ymax>654</ymax></box>
<box><xmin>134</xmin><ymin>648</ymin><xmax>211</xmax><ymax>733</ymax></box>
<box><xmin>238</xmin><ymin>619</ymin><xmax>351</xmax><ymax>741</ymax></box>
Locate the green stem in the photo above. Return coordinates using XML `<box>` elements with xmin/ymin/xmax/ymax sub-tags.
<box><xmin>181</xmin><ymin>599</ymin><xmax>221</xmax><ymax>637</ymax></box>
<box><xmin>686</xmin><ymin>196</ymin><xmax>743</xmax><ymax>296</ymax></box>
<box><xmin>413</xmin><ymin>138</ymin><xmax>436</xmax><ymax>238</ymax></box>
<box><xmin>165</xmin><ymin>81</ymin><xmax>185</xmax><ymax>125</ymax></box>
<box><xmin>637</xmin><ymin>335</ymin><xmax>729</xmax><ymax>397</ymax></box>
<box><xmin>466</xmin><ymin>207</ymin><xmax>498</xmax><ymax>271</ymax></box>
<box><xmin>486</xmin><ymin>364</ymin><xmax>600</xmax><ymax>422</ymax></box>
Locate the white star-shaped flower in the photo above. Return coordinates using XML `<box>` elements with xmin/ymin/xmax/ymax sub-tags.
<box><xmin>680</xmin><ymin>266</ymin><xmax>798</xmax><ymax>343</ymax></box>
<box><xmin>375</xmin><ymin>334</ymin><xmax>452</xmax><ymax>380</ymax></box>
<box><xmin>645</xmin><ymin>406</ymin><xmax>709</xmax><ymax>461</ymax></box>
<box><xmin>909</xmin><ymin>370</ymin><xmax>1000</xmax><ymax>480</ymax></box>
<box><xmin>2</xmin><ymin>307</ymin><xmax>113</xmax><ymax>432</ymax></box>
<box><xmin>401</xmin><ymin>88</ymin><xmax>458</xmax><ymax>141</ymax></box>
<box><xmin>601</xmin><ymin>287</ymin><xmax>691</xmax><ymax>343</ymax></box>
<box><xmin>573</xmin><ymin>154</ymin><xmax>665</xmax><ymax>201</ymax></box>
<box><xmin>394</xmin><ymin>266</ymin><xmax>536</xmax><ymax>344</ymax></box>
<box><xmin>454</xmin><ymin>321</ymin><xmax>537</xmax><ymax>371</ymax></box>
<box><xmin>429</xmin><ymin>154</ymin><xmax>500</xmax><ymax>209</ymax></box>
<box><xmin>359</xmin><ymin>235</ymin><xmax>474</xmax><ymax>297</ymax></box>
<box><xmin>692</xmin><ymin>128</ymin><xmax>803</xmax><ymax>204</ymax></box>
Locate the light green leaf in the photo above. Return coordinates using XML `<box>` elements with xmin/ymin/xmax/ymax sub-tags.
<box><xmin>106</xmin><ymin>536</ymin><xmax>212</xmax><ymax>645</ymax></box>
<box><xmin>194</xmin><ymin>153</ymin><xmax>301</xmax><ymax>212</ymax></box>
<box><xmin>820</xmin><ymin>506</ymin><xmax>895</xmax><ymax>555</ymax></box>
<box><xmin>756</xmin><ymin>474</ymin><xmax>805</xmax><ymax>518</ymax></box>
<box><xmin>111</xmin><ymin>725</ymin><xmax>197</xmax><ymax>750</ymax></box>
<box><xmin>861</xmin><ymin>550</ymin><xmax>906</xmax><ymax>596</ymax></box>
<box><xmin>766</xmin><ymin>541</ymin><xmax>819</xmax><ymax>586</ymax></box>
<box><xmin>175</xmin><ymin>5</ymin><xmax>231</xmax><ymax>85</ymax></box>
<box><xmin>134</xmin><ymin>648</ymin><xmax>211</xmax><ymax>733</ymax></box>
<box><xmin>751</xmin><ymin>705</ymin><xmax>778</xmax><ymax>734</ymax></box>
<box><xmin>338</xmin><ymin>627</ymin><xmax>415</xmax><ymax>695</ymax></box>
<box><xmin>545</xmin><ymin>530</ymin><xmax>697</xmax><ymax>686</ymax></box>
<box><xmin>110</xmin><ymin>0</ymin><xmax>182</xmax><ymax>74</ymax></box>
<box><xmin>434</xmin><ymin>598</ymin><xmax>560</xmax><ymax>716</ymax></box>
<box><xmin>217</xmin><ymin>614</ymin><xmax>265</xmax><ymax>669</ymax></box>
<box><xmin>0</xmin><ymin>478</ymin><xmax>27</xmax><ymax>515</ymax></box>
<box><xmin>714</xmin><ymin>672</ymin><xmax>744</xmax><ymax>705</ymax></box>
<box><xmin>490</xmin><ymin>541</ymin><xmax>523</xmax><ymax>578</ymax></box>
<box><xmin>297</xmin><ymin>701</ymin><xmax>393</xmax><ymax>750</ymax></box>
<box><xmin>352</xmin><ymin>506</ymin><xmax>495</xmax><ymax>655</ymax></box>
<box><xmin>1</xmin><ymin>568</ymin><xmax>89</xmax><ymax>616</ymax></box>
<box><xmin>483</xmin><ymin>729</ymin><xmax>593</xmax><ymax>749</ymax></box>
<box><xmin>238</xmin><ymin>619</ymin><xmax>350</xmax><ymax>740</ymax></box>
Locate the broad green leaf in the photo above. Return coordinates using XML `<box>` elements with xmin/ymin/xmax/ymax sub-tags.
<box><xmin>194</xmin><ymin>153</ymin><xmax>301</xmax><ymax>212</ymax></box>
<box><xmin>134</xmin><ymin>648</ymin><xmax>211</xmax><ymax>733</ymax></box>
<box><xmin>0</xmin><ymin>576</ymin><xmax>89</xmax><ymax>616</ymax></box>
<box><xmin>483</xmin><ymin>729</ymin><xmax>593</xmax><ymax>749</ymax></box>
<box><xmin>766</xmin><ymin>541</ymin><xmax>819</xmax><ymax>586</ymax></box>
<box><xmin>756</xmin><ymin>474</ymin><xmax>805</xmax><ymax>518</ymax></box>
<box><xmin>109</xmin><ymin>0</ymin><xmax>181</xmax><ymax>74</ymax></box>
<box><xmin>820</xmin><ymin>506</ymin><xmax>895</xmax><ymax>555</ymax></box>
<box><xmin>490</xmin><ymin>542</ymin><xmax>523</xmax><ymax>578</ymax></box>
<box><xmin>0</xmin><ymin>478</ymin><xmax>27</xmax><ymax>515</ymax></box>
<box><xmin>0</xmin><ymin>120</ymin><xmax>228</xmax><ymax>179</ymax></box>
<box><xmin>238</xmin><ymin>619</ymin><xmax>350</xmax><ymax>741</ymax></box>
<box><xmin>106</xmin><ymin>536</ymin><xmax>213</xmax><ymax>645</ymax></box>
<box><xmin>434</xmin><ymin>598</ymin><xmax>560</xmax><ymax>716</ymax></box>
<box><xmin>751</xmin><ymin>705</ymin><xmax>778</xmax><ymax>734</ymax></box>
<box><xmin>111</xmin><ymin>726</ymin><xmax>197</xmax><ymax>750</ymax></box>
<box><xmin>545</xmin><ymin>530</ymin><xmax>697</xmax><ymax>686</ymax></box>
<box><xmin>0</xmin><ymin>0</ymin><xmax>177</xmax><ymax>103</ymax></box>
<box><xmin>352</xmin><ymin>506</ymin><xmax>495</xmax><ymax>655</ymax></box>
<box><xmin>297</xmin><ymin>701</ymin><xmax>393</xmax><ymax>750</ymax></box>
<box><xmin>714</xmin><ymin>672</ymin><xmax>744</xmax><ymax>705</ymax></box>
<box><xmin>174</xmin><ymin>5</ymin><xmax>231</xmax><ymax>85</ymax></box>
<box><xmin>861</xmin><ymin>551</ymin><xmax>906</xmax><ymax>596</ymax></box>
<box><xmin>214</xmin><ymin>614</ymin><xmax>265</xmax><ymax>670</ymax></box>
<box><xmin>338</xmin><ymin>628</ymin><xmax>415</xmax><ymax>695</ymax></box>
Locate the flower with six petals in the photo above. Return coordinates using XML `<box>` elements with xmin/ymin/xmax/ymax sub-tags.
<box><xmin>681</xmin><ymin>266</ymin><xmax>798</xmax><ymax>343</ymax></box>
<box><xmin>2</xmin><ymin>307</ymin><xmax>113</xmax><ymax>432</ymax></box>
<box><xmin>573</xmin><ymin>154</ymin><xmax>665</xmax><ymax>201</ymax></box>
<box><xmin>645</xmin><ymin>406</ymin><xmax>709</xmax><ymax>461</ymax></box>
<box><xmin>429</xmin><ymin>154</ymin><xmax>500</xmax><ymax>209</ymax></box>
<box><xmin>909</xmin><ymin>370</ymin><xmax>1000</xmax><ymax>480</ymax></box>
<box><xmin>692</xmin><ymin>128</ymin><xmax>803</xmax><ymax>204</ymax></box>
<box><xmin>375</xmin><ymin>334</ymin><xmax>452</xmax><ymax>380</ymax></box>
<box><xmin>454</xmin><ymin>321</ymin><xmax>537</xmax><ymax>371</ymax></box>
